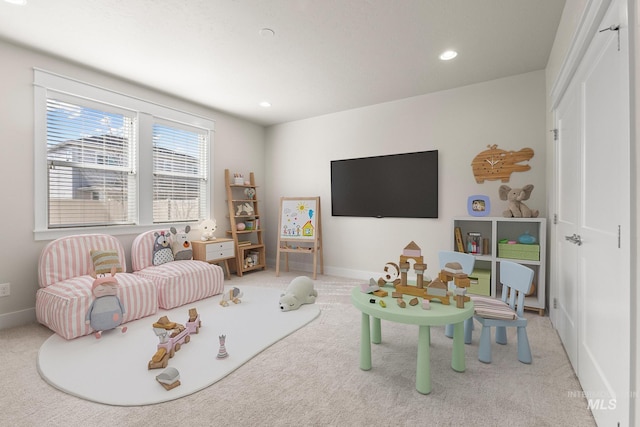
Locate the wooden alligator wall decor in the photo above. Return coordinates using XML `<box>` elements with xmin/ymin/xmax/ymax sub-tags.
<box><xmin>471</xmin><ymin>144</ymin><xmax>534</xmax><ymax>183</ymax></box>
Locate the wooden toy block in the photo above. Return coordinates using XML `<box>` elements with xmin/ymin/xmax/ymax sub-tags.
<box><xmin>379</xmin><ymin>300</ymin><xmax>386</xmax><ymax>308</ymax></box>
<box><xmin>409</xmin><ymin>297</ymin><xmax>419</xmax><ymax>306</ymax></box>
<box><xmin>393</xmin><ymin>284</ymin><xmax>427</xmax><ymax>298</ymax></box>
<box><xmin>157</xmin><ymin>379</ymin><xmax>181</xmax><ymax>391</ymax></box>
<box><xmin>392</xmin><ymin>291</ymin><xmax>403</xmax><ymax>298</ymax></box>
<box><xmin>373</xmin><ymin>289</ymin><xmax>388</xmax><ymax>297</ymax></box>
<box><xmin>422</xmin><ymin>299</ymin><xmax>431</xmax><ymax>310</ymax></box>
<box><xmin>397</xmin><ymin>298</ymin><xmax>406</xmax><ymax>308</ymax></box>
<box><xmin>188</xmin><ymin>308</ymin><xmax>198</xmax><ymax>322</ymax></box>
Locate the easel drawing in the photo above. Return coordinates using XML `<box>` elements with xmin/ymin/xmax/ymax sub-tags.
<box><xmin>276</xmin><ymin>197</ymin><xmax>323</xmax><ymax>279</ymax></box>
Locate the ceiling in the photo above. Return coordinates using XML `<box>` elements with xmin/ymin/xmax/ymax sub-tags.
<box><xmin>0</xmin><ymin>0</ymin><xmax>566</xmax><ymax>126</ymax></box>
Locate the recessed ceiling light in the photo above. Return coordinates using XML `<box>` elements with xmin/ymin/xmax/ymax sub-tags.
<box><xmin>4</xmin><ymin>0</ymin><xmax>27</xmax><ymax>4</ymax></box>
<box><xmin>259</xmin><ymin>101</ymin><xmax>272</xmax><ymax>108</ymax></box>
<box><xmin>439</xmin><ymin>50</ymin><xmax>458</xmax><ymax>61</ymax></box>
<box><xmin>259</xmin><ymin>28</ymin><xmax>275</xmax><ymax>38</ymax></box>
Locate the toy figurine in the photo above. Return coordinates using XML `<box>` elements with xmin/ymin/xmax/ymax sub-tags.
<box><xmin>85</xmin><ymin>266</ymin><xmax>127</xmax><ymax>339</ymax></box>
<box><xmin>217</xmin><ymin>334</ymin><xmax>229</xmax><ymax>359</ymax></box>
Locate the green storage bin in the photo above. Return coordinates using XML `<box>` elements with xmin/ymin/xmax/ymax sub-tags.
<box><xmin>498</xmin><ymin>243</ymin><xmax>540</xmax><ymax>261</ymax></box>
<box><xmin>468</xmin><ymin>268</ymin><xmax>491</xmax><ymax>296</ymax></box>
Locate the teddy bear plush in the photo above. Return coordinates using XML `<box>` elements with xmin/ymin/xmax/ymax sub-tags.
<box><xmin>198</xmin><ymin>219</ymin><xmax>217</xmax><ymax>241</ymax></box>
<box><xmin>499</xmin><ymin>184</ymin><xmax>539</xmax><ymax>218</ymax></box>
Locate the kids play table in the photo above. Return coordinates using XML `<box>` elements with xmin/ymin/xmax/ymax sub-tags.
<box><xmin>350</xmin><ymin>285</ymin><xmax>474</xmax><ymax>394</ymax></box>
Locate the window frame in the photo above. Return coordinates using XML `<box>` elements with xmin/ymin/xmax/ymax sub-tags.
<box><xmin>34</xmin><ymin>69</ymin><xmax>214</xmax><ymax>241</ymax></box>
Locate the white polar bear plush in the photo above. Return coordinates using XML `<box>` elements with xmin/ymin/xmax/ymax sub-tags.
<box><xmin>279</xmin><ymin>276</ymin><xmax>318</xmax><ymax>312</ymax></box>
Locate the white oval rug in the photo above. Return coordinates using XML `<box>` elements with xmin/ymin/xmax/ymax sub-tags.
<box><xmin>37</xmin><ymin>286</ymin><xmax>320</xmax><ymax>406</ymax></box>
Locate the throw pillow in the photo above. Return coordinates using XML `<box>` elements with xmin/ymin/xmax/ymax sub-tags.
<box><xmin>152</xmin><ymin>231</ymin><xmax>174</xmax><ymax>266</ymax></box>
<box><xmin>170</xmin><ymin>226</ymin><xmax>193</xmax><ymax>261</ymax></box>
<box><xmin>90</xmin><ymin>249</ymin><xmax>123</xmax><ymax>275</ymax></box>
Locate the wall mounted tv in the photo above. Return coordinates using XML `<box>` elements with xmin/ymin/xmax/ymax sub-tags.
<box><xmin>330</xmin><ymin>150</ymin><xmax>438</xmax><ymax>218</ymax></box>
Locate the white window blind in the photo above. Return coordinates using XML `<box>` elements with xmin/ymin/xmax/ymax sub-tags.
<box><xmin>152</xmin><ymin>122</ymin><xmax>208</xmax><ymax>223</ymax></box>
<box><xmin>34</xmin><ymin>69</ymin><xmax>214</xmax><ymax>239</ymax></box>
<box><xmin>46</xmin><ymin>98</ymin><xmax>137</xmax><ymax>228</ymax></box>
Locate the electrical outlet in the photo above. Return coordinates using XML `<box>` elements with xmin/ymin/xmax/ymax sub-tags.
<box><xmin>0</xmin><ymin>283</ymin><xmax>10</xmax><ymax>297</ymax></box>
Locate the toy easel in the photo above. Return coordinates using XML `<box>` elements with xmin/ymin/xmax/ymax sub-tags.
<box><xmin>276</xmin><ymin>197</ymin><xmax>323</xmax><ymax>279</ymax></box>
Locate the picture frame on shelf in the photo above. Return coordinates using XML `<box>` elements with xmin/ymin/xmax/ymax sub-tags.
<box><xmin>467</xmin><ymin>195</ymin><xmax>490</xmax><ymax>217</ymax></box>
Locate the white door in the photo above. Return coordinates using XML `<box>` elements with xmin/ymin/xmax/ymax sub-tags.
<box><xmin>552</xmin><ymin>0</ymin><xmax>630</xmax><ymax>425</ymax></box>
<box><xmin>554</xmin><ymin>85</ymin><xmax>580</xmax><ymax>370</ymax></box>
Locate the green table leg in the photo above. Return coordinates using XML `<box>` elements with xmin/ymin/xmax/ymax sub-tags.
<box><xmin>416</xmin><ymin>325</ymin><xmax>431</xmax><ymax>394</ymax></box>
<box><xmin>360</xmin><ymin>312</ymin><xmax>372</xmax><ymax>370</ymax></box>
<box><xmin>451</xmin><ymin>321</ymin><xmax>466</xmax><ymax>372</ymax></box>
<box><xmin>372</xmin><ymin>317</ymin><xmax>381</xmax><ymax>344</ymax></box>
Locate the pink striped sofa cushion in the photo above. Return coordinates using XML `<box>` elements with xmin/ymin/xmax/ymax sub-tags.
<box><xmin>36</xmin><ymin>234</ymin><xmax>158</xmax><ymax>340</ymax></box>
<box><xmin>132</xmin><ymin>230</ymin><xmax>225</xmax><ymax>309</ymax></box>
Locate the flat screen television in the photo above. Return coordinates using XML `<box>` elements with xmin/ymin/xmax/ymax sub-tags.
<box><xmin>330</xmin><ymin>150</ymin><xmax>438</xmax><ymax>218</ymax></box>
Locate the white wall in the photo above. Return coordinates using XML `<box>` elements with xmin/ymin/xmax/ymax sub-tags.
<box><xmin>264</xmin><ymin>71</ymin><xmax>547</xmax><ymax>280</ymax></box>
<box><xmin>0</xmin><ymin>39</ymin><xmax>265</xmax><ymax>327</ymax></box>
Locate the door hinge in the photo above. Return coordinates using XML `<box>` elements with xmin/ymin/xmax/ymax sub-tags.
<box><xmin>618</xmin><ymin>225</ymin><xmax>621</xmax><ymax>249</ymax></box>
<box><xmin>553</xmin><ymin>214</ymin><xmax>558</xmax><ymax>224</ymax></box>
<box><xmin>551</xmin><ymin>129</ymin><xmax>558</xmax><ymax>141</ymax></box>
<box><xmin>553</xmin><ymin>298</ymin><xmax>557</xmax><ymax>309</ymax></box>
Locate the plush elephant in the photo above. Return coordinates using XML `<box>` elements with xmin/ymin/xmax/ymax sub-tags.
<box><xmin>279</xmin><ymin>276</ymin><xmax>318</xmax><ymax>312</ymax></box>
<box><xmin>499</xmin><ymin>184</ymin><xmax>539</xmax><ymax>218</ymax></box>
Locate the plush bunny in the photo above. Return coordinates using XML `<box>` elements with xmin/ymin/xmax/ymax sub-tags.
<box><xmin>499</xmin><ymin>184</ymin><xmax>539</xmax><ymax>218</ymax></box>
<box><xmin>170</xmin><ymin>226</ymin><xmax>193</xmax><ymax>260</ymax></box>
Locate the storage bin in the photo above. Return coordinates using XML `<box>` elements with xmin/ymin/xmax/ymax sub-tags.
<box><xmin>467</xmin><ymin>268</ymin><xmax>491</xmax><ymax>296</ymax></box>
<box><xmin>498</xmin><ymin>243</ymin><xmax>540</xmax><ymax>261</ymax></box>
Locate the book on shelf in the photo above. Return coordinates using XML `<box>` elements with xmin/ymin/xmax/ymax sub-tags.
<box><xmin>454</xmin><ymin>227</ymin><xmax>465</xmax><ymax>253</ymax></box>
<box><xmin>237</xmin><ymin>240</ymin><xmax>252</xmax><ymax>247</ymax></box>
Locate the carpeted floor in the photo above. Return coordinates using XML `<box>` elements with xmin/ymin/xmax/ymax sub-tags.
<box><xmin>1</xmin><ymin>270</ymin><xmax>595</xmax><ymax>426</ymax></box>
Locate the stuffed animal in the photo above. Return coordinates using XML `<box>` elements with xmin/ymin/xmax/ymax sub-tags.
<box><xmin>170</xmin><ymin>226</ymin><xmax>193</xmax><ymax>260</ymax></box>
<box><xmin>85</xmin><ymin>266</ymin><xmax>127</xmax><ymax>339</ymax></box>
<box><xmin>198</xmin><ymin>219</ymin><xmax>217</xmax><ymax>241</ymax></box>
<box><xmin>236</xmin><ymin>202</ymin><xmax>254</xmax><ymax>216</ymax></box>
<box><xmin>499</xmin><ymin>184</ymin><xmax>539</xmax><ymax>218</ymax></box>
<box><xmin>152</xmin><ymin>230</ymin><xmax>174</xmax><ymax>265</ymax></box>
<box><xmin>279</xmin><ymin>276</ymin><xmax>318</xmax><ymax>312</ymax></box>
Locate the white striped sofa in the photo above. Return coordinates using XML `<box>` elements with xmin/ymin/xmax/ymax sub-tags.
<box><xmin>131</xmin><ymin>230</ymin><xmax>225</xmax><ymax>310</ymax></box>
<box><xmin>36</xmin><ymin>234</ymin><xmax>158</xmax><ymax>340</ymax></box>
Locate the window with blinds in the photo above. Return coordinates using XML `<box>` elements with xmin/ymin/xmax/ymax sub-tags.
<box><xmin>34</xmin><ymin>69</ymin><xmax>213</xmax><ymax>238</ymax></box>
<box><xmin>46</xmin><ymin>98</ymin><xmax>137</xmax><ymax>228</ymax></box>
<box><xmin>152</xmin><ymin>122</ymin><xmax>208</xmax><ymax>223</ymax></box>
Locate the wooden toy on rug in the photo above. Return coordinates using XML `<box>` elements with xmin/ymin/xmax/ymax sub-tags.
<box><xmin>156</xmin><ymin>367</ymin><xmax>181</xmax><ymax>390</ymax></box>
<box><xmin>216</xmin><ymin>334</ymin><xmax>229</xmax><ymax>359</ymax></box>
<box><xmin>85</xmin><ymin>266</ymin><xmax>127</xmax><ymax>339</ymax></box>
<box><xmin>220</xmin><ymin>287</ymin><xmax>243</xmax><ymax>307</ymax></box>
<box><xmin>393</xmin><ymin>241</ymin><xmax>430</xmax><ymax>298</ymax></box>
<box><xmin>149</xmin><ymin>308</ymin><xmax>200</xmax><ymax>367</ymax></box>
<box><xmin>279</xmin><ymin>276</ymin><xmax>318</xmax><ymax>312</ymax></box>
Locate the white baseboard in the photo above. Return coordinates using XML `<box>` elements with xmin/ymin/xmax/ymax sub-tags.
<box><xmin>266</xmin><ymin>258</ymin><xmax>377</xmax><ymax>282</ymax></box>
<box><xmin>0</xmin><ymin>307</ymin><xmax>37</xmax><ymax>330</ymax></box>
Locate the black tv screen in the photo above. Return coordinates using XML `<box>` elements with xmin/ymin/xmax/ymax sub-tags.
<box><xmin>330</xmin><ymin>150</ymin><xmax>438</xmax><ymax>218</ymax></box>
